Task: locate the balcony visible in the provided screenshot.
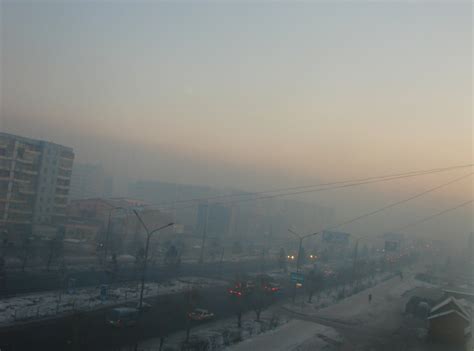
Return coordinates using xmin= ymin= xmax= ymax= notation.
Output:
xmin=8 ymin=208 xmax=33 ymax=215
xmin=18 ymin=187 xmax=36 ymax=195
xmin=56 ymin=184 xmax=70 ymax=190
xmin=0 ymin=197 xmax=27 ymax=204
xmin=12 ymin=178 xmax=31 ymax=184
xmin=22 ymin=170 xmax=38 ymax=175
xmin=25 ymin=147 xmax=41 ymax=154
xmin=1 ymin=218 xmax=32 ymax=224
xmin=60 ymin=150 xmax=74 ymax=159
xmin=59 ymin=164 xmax=73 ymax=171
xmin=15 ymin=157 xmax=35 ymax=165
xmin=57 ymin=174 xmax=70 ymax=180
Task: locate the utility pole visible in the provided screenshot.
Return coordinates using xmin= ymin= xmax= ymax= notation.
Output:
xmin=218 ymin=247 xmax=225 ymax=279
xmin=198 ymin=203 xmax=209 ymax=264
xmin=351 ymin=238 xmax=359 ymax=288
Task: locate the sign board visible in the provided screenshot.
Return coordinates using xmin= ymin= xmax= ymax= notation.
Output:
xmin=290 ymin=272 xmax=304 ymax=283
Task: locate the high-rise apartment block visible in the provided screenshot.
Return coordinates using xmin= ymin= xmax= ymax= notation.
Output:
xmin=0 ymin=132 xmax=74 ymax=235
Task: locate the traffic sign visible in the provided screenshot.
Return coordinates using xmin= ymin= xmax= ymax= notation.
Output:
xmin=290 ymin=272 xmax=304 ymax=283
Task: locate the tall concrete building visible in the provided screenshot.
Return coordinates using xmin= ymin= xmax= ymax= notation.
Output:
xmin=0 ymin=132 xmax=74 ymax=236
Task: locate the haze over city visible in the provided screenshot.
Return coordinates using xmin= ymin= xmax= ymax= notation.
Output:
xmin=2 ymin=1 xmax=471 ymax=242
xmin=0 ymin=3 xmax=472 ymax=350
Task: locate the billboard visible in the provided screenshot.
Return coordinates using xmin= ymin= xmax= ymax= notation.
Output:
xmin=322 ymin=230 xmax=350 ymax=245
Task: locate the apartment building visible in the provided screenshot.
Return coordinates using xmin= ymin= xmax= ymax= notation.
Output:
xmin=0 ymin=132 xmax=74 ymax=236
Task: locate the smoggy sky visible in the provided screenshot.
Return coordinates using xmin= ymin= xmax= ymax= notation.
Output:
xmin=0 ymin=1 xmax=472 ymax=240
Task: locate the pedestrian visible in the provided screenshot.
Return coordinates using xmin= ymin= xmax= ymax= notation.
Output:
xmin=368 ymin=293 xmax=372 ymax=303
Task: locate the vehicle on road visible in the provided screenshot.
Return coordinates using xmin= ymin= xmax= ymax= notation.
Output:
xmin=188 ymin=308 xmax=214 ymax=321
xmin=106 ymin=307 xmax=139 ymax=328
xmin=264 ymin=282 xmax=281 ymax=293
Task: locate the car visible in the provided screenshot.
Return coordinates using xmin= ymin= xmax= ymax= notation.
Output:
xmin=228 ymin=284 xmax=244 ymax=296
xmin=264 ymin=282 xmax=281 ymax=293
xmin=106 ymin=307 xmax=139 ymax=328
xmin=188 ymin=308 xmax=214 ymax=321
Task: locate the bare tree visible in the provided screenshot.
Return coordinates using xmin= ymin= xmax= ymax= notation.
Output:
xmin=248 ymin=276 xmax=271 ymax=321
xmin=306 ymin=270 xmax=324 ymax=303
xmin=277 ymin=248 xmax=287 ymax=273
xmin=19 ymin=234 xmax=33 ymax=272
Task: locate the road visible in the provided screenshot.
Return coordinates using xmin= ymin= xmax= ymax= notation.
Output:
xmin=1 ymin=258 xmax=278 ymax=295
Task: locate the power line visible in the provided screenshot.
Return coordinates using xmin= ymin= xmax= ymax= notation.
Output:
xmin=136 ymin=163 xmax=472 ymax=209
xmin=352 ymin=199 xmax=473 ymax=242
xmin=324 ymin=172 xmax=472 ymax=232
xmin=140 ymin=165 xmax=473 ymax=211
xmin=393 ymin=199 xmax=473 ymax=233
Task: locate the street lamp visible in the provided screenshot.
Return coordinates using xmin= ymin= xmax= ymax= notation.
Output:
xmin=133 ymin=209 xmax=173 ymax=311
xmin=288 ymin=228 xmax=321 ymax=302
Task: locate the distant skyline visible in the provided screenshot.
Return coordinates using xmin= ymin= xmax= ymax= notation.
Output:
xmin=1 ymin=1 xmax=472 ymax=241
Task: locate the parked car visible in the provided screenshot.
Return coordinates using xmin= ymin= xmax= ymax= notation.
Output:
xmin=106 ymin=307 xmax=139 ymax=327
xmin=126 ymin=301 xmax=152 ymax=311
xmin=188 ymin=308 xmax=214 ymax=321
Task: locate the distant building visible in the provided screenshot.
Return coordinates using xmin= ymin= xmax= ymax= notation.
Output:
xmin=66 ymin=197 xmax=171 ymax=247
xmin=128 ymin=180 xmax=221 ymax=230
xmin=383 ymin=232 xmax=405 ymax=252
xmin=70 ymin=163 xmax=108 ymax=199
xmin=0 ymin=132 xmax=74 ymax=237
xmin=196 ymin=202 xmax=233 ymax=238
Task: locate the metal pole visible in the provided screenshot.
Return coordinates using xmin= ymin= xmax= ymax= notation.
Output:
xmin=133 ymin=209 xmax=173 ymax=312
xmin=138 ymin=231 xmax=151 ymax=311
xmin=198 ymin=204 xmax=209 ymax=264
xmin=219 ymin=247 xmax=225 ymax=279
xmin=351 ymin=239 xmax=359 ymax=287
xmin=292 ymin=237 xmax=303 ymax=303
xmin=296 ymin=238 xmax=303 ymax=274
xmin=104 ymin=210 xmax=112 ymax=263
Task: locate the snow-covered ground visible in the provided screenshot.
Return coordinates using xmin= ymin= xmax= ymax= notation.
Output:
xmin=226 ymin=320 xmax=341 ymax=351
xmin=137 ymin=291 xmax=343 ymax=351
xmin=138 ymin=306 xmax=295 ymax=351
xmin=293 ymin=268 xmax=431 ymax=327
xmin=279 ymin=264 xmax=437 ymax=350
xmin=0 ymin=277 xmax=226 ymax=326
